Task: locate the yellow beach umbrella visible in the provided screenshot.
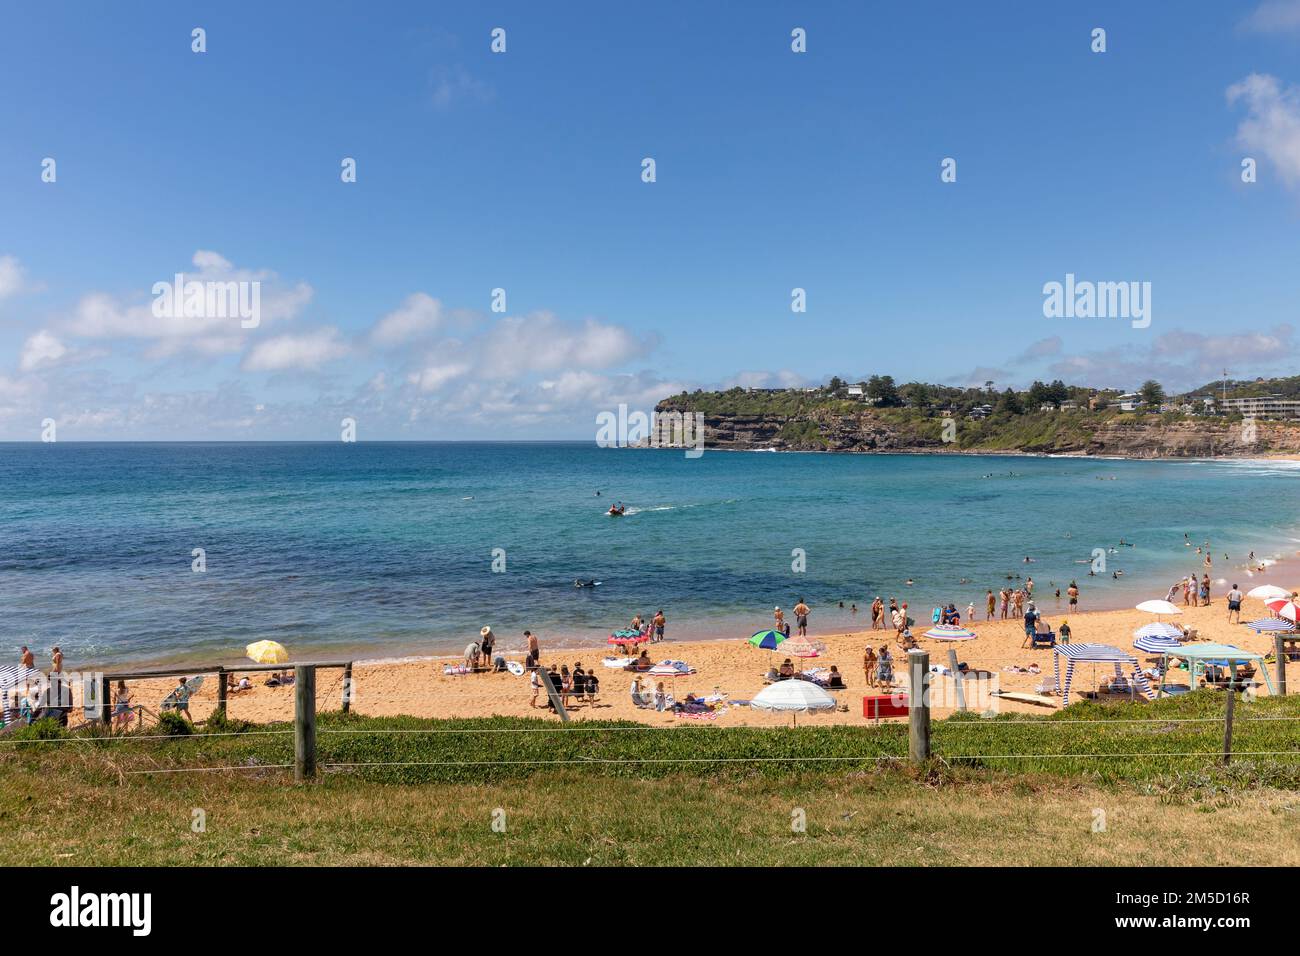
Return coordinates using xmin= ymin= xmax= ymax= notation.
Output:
xmin=245 ymin=640 xmax=289 ymax=664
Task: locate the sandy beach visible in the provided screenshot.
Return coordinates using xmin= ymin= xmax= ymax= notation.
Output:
xmin=104 ymin=586 xmax=1298 ymax=730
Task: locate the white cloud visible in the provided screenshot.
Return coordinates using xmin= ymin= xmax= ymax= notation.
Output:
xmin=1241 ymin=0 xmax=1300 ymax=33
xmin=19 ymin=330 xmax=67 ymax=372
xmin=1227 ymin=73 xmax=1300 ymax=189
xmin=242 ymin=328 xmax=350 ymax=372
xmin=0 ymin=255 xmax=27 ymax=300
xmin=371 ymin=293 xmax=446 ymax=347
xmin=65 ymin=250 xmax=313 ymax=356
xmin=478 ymin=313 xmax=646 ymax=377
xmin=430 ymin=66 xmax=493 ymax=109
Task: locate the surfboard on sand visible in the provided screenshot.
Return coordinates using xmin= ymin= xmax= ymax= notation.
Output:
xmin=506 ymin=661 xmax=526 ymax=676
xmin=991 ymin=690 xmax=1057 ymax=708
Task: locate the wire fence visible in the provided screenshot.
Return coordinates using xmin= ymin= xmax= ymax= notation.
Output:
xmin=3 ymin=651 xmax=1297 ymax=780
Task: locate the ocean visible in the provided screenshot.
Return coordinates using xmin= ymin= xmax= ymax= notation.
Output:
xmin=1 ymin=442 xmax=1297 ymax=668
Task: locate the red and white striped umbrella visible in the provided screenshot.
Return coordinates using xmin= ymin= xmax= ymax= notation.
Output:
xmin=1265 ymin=599 xmax=1300 ymax=622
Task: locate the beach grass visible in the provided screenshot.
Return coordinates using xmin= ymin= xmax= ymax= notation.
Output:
xmin=2 ymin=690 xmax=1299 ymax=865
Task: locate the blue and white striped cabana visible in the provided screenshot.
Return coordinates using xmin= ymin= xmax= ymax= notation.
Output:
xmin=1053 ymin=643 xmax=1153 ymax=706
xmin=0 ymin=665 xmax=44 ymax=726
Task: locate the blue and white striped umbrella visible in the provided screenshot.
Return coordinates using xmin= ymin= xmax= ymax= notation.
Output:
xmin=1133 ymin=622 xmax=1183 ymax=640
xmin=1246 ymin=617 xmax=1297 ymax=633
xmin=923 ymin=625 xmax=977 ymax=641
xmin=1133 ymin=634 xmax=1182 ymax=654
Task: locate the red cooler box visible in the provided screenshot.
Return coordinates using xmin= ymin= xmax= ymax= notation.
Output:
xmin=862 ymin=693 xmax=909 ymax=720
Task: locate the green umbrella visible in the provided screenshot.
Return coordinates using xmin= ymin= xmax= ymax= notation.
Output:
xmin=748 ymin=629 xmax=786 ymax=650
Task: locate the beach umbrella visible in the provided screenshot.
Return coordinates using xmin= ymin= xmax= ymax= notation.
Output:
xmin=923 ymin=625 xmax=977 ymax=641
xmin=1247 ymin=585 xmax=1291 ymax=601
xmin=608 ymin=628 xmax=648 ymax=650
xmin=1133 ymin=622 xmax=1183 ymax=640
xmin=1265 ymin=599 xmax=1300 ymax=623
xmin=1135 ymin=600 xmax=1181 ymax=616
xmin=747 ymin=629 xmax=786 ymax=650
xmin=1133 ymin=634 xmax=1182 ymax=654
xmin=1246 ymin=618 xmax=1297 ymax=633
xmin=781 ymin=637 xmax=827 ymax=659
xmin=245 ymin=640 xmax=289 ymax=664
xmin=750 ymin=680 xmax=836 ymax=717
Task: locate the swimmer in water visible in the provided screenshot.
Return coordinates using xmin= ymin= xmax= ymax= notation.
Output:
xmin=905 ymin=579 xmax=914 ymax=586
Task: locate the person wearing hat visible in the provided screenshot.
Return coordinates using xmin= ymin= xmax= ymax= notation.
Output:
xmin=479 ymin=626 xmax=495 ymax=666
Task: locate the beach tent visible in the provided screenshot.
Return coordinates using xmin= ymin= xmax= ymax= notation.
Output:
xmin=1155 ymin=643 xmax=1274 ymax=697
xmin=1053 ymin=643 xmax=1154 ymax=707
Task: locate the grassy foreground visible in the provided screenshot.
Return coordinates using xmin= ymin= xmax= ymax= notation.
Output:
xmin=2 ymin=691 xmax=1299 ymax=865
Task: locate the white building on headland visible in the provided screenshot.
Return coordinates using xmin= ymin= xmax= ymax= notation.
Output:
xmin=1219 ymin=396 xmax=1300 ymax=419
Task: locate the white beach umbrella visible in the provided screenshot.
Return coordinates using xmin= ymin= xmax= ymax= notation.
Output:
xmin=750 ymin=680 xmax=836 ymax=713
xmin=1133 ymin=622 xmax=1183 ymax=639
xmin=1247 ymin=585 xmax=1291 ymax=601
xmin=1135 ymin=600 xmax=1181 ymax=616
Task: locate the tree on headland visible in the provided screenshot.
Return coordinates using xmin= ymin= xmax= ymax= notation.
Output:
xmin=1139 ymin=380 xmax=1165 ymax=408
xmin=827 ymin=376 xmax=845 ymax=396
xmin=997 ymin=387 xmax=1023 ymax=414
xmin=866 ymin=375 xmax=902 ymax=407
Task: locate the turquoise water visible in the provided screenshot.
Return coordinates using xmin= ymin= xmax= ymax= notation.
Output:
xmin=1 ymin=442 xmax=1297 ymax=667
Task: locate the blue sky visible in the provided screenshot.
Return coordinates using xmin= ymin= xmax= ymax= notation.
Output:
xmin=2 ymin=0 xmax=1299 ymax=438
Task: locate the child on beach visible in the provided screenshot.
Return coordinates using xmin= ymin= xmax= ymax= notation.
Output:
xmin=863 ymin=645 xmax=878 ymax=687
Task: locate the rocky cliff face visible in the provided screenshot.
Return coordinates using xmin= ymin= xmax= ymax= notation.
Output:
xmin=1083 ymin=419 xmax=1300 ymax=458
xmin=654 ymin=402 xmax=1300 ymax=458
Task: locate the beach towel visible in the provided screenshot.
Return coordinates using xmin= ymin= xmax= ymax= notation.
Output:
xmin=443 ymin=664 xmax=471 ymax=676
xmin=601 ymin=657 xmax=631 ymax=669
xmin=676 ymin=708 xmax=722 ymax=720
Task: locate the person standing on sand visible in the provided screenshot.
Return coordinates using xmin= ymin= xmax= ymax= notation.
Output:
xmin=529 ymin=667 xmax=541 ymax=707
xmin=863 ymin=645 xmax=878 ymax=687
xmin=986 ymin=590 xmax=995 ymax=621
xmin=999 ymin=588 xmax=1009 ymax=620
xmin=876 ymin=646 xmax=894 ymax=691
xmin=871 ymin=597 xmax=884 ymax=630
xmin=1200 ymin=574 xmax=1211 ymax=607
xmin=773 ymin=606 xmax=785 ymax=631
xmin=794 ymin=599 xmax=810 ymax=637
xmin=51 ymin=646 xmax=63 ymax=673
xmin=525 ymin=630 xmax=540 ymax=671
xmin=653 ymin=609 xmax=666 ymax=642
xmin=1227 ymin=583 xmax=1243 ymax=623
xmin=1026 ymin=577 xmax=1034 ymax=596
xmin=20 ymin=645 xmax=34 ymax=669
xmin=1068 ymin=581 xmax=1079 ymax=611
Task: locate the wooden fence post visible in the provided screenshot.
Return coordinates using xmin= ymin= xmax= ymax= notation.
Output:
xmin=1222 ymin=681 xmax=1236 ymax=766
xmin=908 ymin=649 xmax=931 ymax=763
xmin=540 ymin=668 xmax=569 ymax=722
xmin=295 ymin=665 xmax=317 ymax=781
xmin=1274 ymin=634 xmax=1288 ymax=697
xmin=215 ymin=666 xmax=227 ymax=720
xmin=341 ymin=661 xmax=353 ymax=713
xmin=98 ymin=674 xmax=111 ymax=725
xmin=947 ymin=648 xmax=966 ymax=713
